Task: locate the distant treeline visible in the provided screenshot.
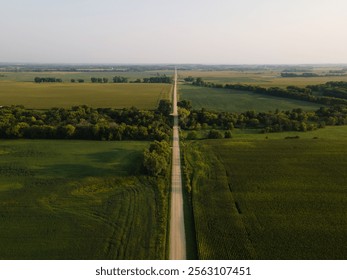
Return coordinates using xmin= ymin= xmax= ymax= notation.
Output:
xmin=34 ymin=75 xmax=172 ymax=84
xmin=281 ymin=72 xmax=346 ymax=77
xmin=70 ymin=79 xmax=85 ymax=83
xmin=34 ymin=77 xmax=63 ymax=83
xmin=307 ymin=81 xmax=347 ymax=100
xmin=178 ymin=100 xmax=347 ymax=133
xmin=91 ymin=77 xmax=109 ymax=83
xmin=0 ymin=101 xmax=172 ymax=141
xmin=188 ymin=77 xmax=347 ymax=106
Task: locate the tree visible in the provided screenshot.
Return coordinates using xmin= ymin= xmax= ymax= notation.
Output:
xmin=224 ymin=130 xmax=232 ymax=138
xmin=62 ymin=124 xmax=76 ymax=138
xmin=71 ymin=79 xmax=76 ymax=83
xmin=113 ymin=76 xmax=128 ymax=83
xmin=208 ymin=129 xmax=223 ymax=139
xmin=184 ymin=76 xmax=194 ymax=82
xmin=149 ymin=140 xmax=171 ymax=160
xmin=103 ymin=77 xmax=108 ymax=83
xmin=187 ymin=131 xmax=198 ymax=140
xmin=34 ymin=77 xmax=42 ymax=83
xmin=178 ymin=100 xmax=192 ymax=110
xmin=143 ymin=149 xmax=168 ymax=177
xmin=157 ymin=100 xmax=172 ymax=115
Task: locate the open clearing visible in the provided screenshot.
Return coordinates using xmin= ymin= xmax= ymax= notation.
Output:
xmin=179 ymin=84 xmax=320 ymax=112
xmin=0 ymin=140 xmax=168 ymax=259
xmin=184 ymin=126 xmax=347 ymax=259
xmin=0 ymin=82 xmax=171 ymax=109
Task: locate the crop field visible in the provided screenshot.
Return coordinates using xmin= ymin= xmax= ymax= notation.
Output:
xmin=0 ymin=82 xmax=171 ymax=109
xmin=0 ymin=71 xmax=173 ymax=82
xmin=179 ymin=70 xmax=347 ymax=88
xmin=179 ymin=84 xmax=320 ymax=112
xmin=184 ymin=126 xmax=347 ymax=259
xmin=0 ymin=140 xmax=168 ymax=259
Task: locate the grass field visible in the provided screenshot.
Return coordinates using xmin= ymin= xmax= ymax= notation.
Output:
xmin=184 ymin=126 xmax=347 ymax=259
xmin=0 ymin=140 xmax=169 ymax=259
xmin=179 ymin=70 xmax=347 ymax=88
xmin=0 ymin=82 xmax=171 ymax=109
xmin=179 ymin=84 xmax=320 ymax=112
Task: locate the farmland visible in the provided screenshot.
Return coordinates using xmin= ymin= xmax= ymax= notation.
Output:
xmin=183 ymin=126 xmax=347 ymax=259
xmin=0 ymin=70 xmax=173 ymax=83
xmin=179 ymin=84 xmax=320 ymax=112
xmin=0 ymin=82 xmax=171 ymax=109
xmin=1 ymin=65 xmax=347 ymax=260
xmin=0 ymin=140 xmax=169 ymax=259
xmin=179 ymin=67 xmax=347 ymax=88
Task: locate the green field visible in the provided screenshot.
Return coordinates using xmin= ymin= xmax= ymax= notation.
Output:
xmin=179 ymin=84 xmax=320 ymax=112
xmin=179 ymin=70 xmax=347 ymax=88
xmin=0 ymin=71 xmax=173 ymax=83
xmin=184 ymin=126 xmax=347 ymax=259
xmin=0 ymin=82 xmax=171 ymax=109
xmin=0 ymin=140 xmax=169 ymax=259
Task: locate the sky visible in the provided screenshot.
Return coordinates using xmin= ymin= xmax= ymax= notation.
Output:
xmin=1 ymin=0 xmax=347 ymax=64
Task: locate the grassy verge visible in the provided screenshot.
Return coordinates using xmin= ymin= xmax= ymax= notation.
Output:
xmin=180 ymin=141 xmax=198 ymax=259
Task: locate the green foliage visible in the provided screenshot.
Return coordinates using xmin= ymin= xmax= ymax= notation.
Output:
xmin=208 ymin=129 xmax=223 ymax=139
xmin=224 ymin=130 xmax=232 ymax=138
xmin=143 ymin=75 xmax=172 ymax=84
xmin=113 ymin=76 xmax=128 ymax=83
xmin=184 ymin=76 xmax=194 ymax=82
xmin=157 ymin=99 xmax=172 ymax=115
xmin=177 ymin=100 xmax=192 ymax=110
xmin=91 ymin=77 xmax=109 ymax=83
xmin=34 ymin=77 xmax=63 ymax=83
xmin=143 ymin=140 xmax=171 ymax=177
xmin=179 ymin=104 xmax=347 ymax=133
xmin=308 ymin=81 xmax=347 ymax=99
xmin=0 ymin=105 xmax=172 ymax=141
xmin=187 ymin=131 xmax=199 ymax=140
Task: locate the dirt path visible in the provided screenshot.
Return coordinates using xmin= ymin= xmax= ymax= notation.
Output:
xmin=169 ymin=68 xmax=186 ymax=260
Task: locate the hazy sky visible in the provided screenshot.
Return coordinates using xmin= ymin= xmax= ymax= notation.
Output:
xmin=1 ymin=0 xmax=347 ymax=64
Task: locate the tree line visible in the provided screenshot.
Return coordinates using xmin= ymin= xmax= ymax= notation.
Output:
xmin=307 ymin=82 xmax=347 ymax=100
xmin=34 ymin=77 xmax=63 ymax=83
xmin=178 ymin=100 xmax=347 ymax=134
xmin=188 ymin=77 xmax=347 ymax=106
xmin=91 ymin=77 xmax=109 ymax=83
xmin=281 ymin=72 xmax=346 ymax=77
xmin=281 ymin=72 xmax=319 ymax=77
xmin=70 ymin=79 xmax=85 ymax=83
xmin=34 ymin=75 xmax=172 ymax=84
xmin=0 ymin=104 xmax=172 ymax=141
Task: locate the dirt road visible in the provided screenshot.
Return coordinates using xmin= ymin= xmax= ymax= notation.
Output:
xmin=169 ymin=68 xmax=186 ymax=260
